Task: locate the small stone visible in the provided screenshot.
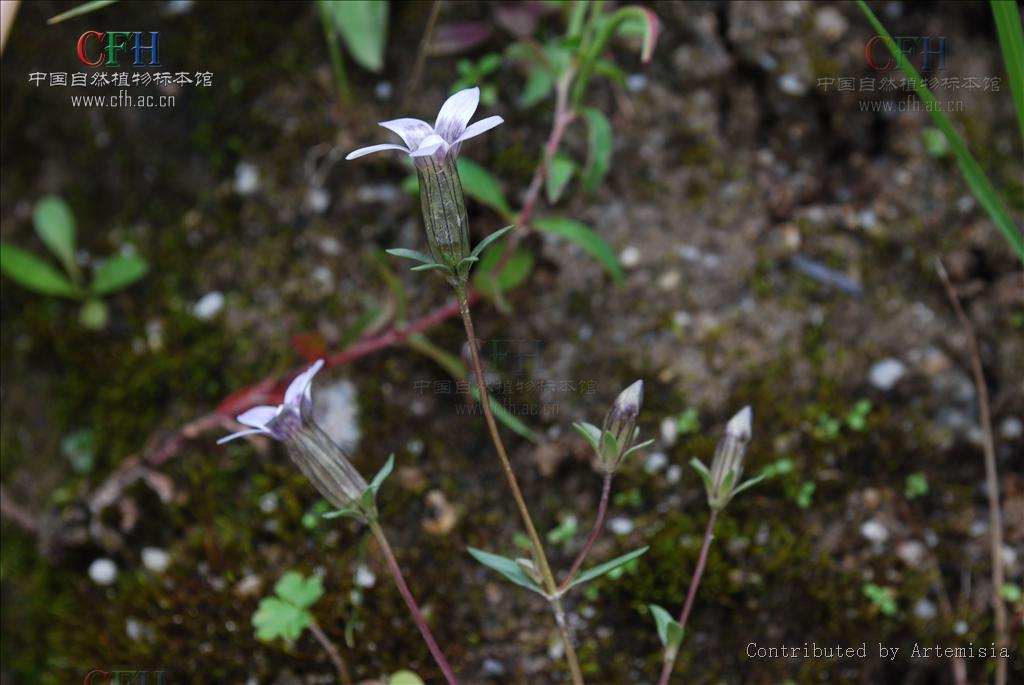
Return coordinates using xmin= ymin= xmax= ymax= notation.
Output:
xmin=233 ymin=162 xmax=260 ymax=195
xmin=89 ymin=558 xmax=118 ymax=585
xmin=860 ymin=519 xmax=889 ymax=544
xmin=619 ymin=245 xmax=641 ymax=269
xmin=234 ymin=574 xmax=262 ymax=598
xmin=126 ymin=618 xmax=143 ymax=641
xmin=953 ymin=620 xmax=968 ymax=635
xmin=896 ymin=540 xmax=926 ymax=567
xmin=306 ymin=187 xmax=330 ymax=214
xmin=192 ymin=291 xmax=225 ymax=320
xmin=665 ymin=464 xmax=683 ymax=484
xmin=374 ymin=80 xmax=393 ymax=100
xmin=1000 ymin=417 xmax=1023 ymax=440
xmin=608 ymin=516 xmax=634 ymax=536
xmin=626 ymin=73 xmax=647 ymax=93
xmin=644 ymin=452 xmax=668 ymax=474
xmin=913 ymin=599 xmax=938 ymax=620
xmin=658 ymin=270 xmax=682 ymax=291
xmin=141 ymin=547 xmax=170 ymax=573
xmin=660 ymin=417 xmax=678 ymax=446
xmin=869 ymin=358 xmax=906 ymax=391
xmin=778 ymin=73 xmax=807 ymax=96
xmin=482 ymin=658 xmax=506 ymax=677
xmin=422 ymin=489 xmax=458 ymax=536
xmin=318 ymin=236 xmax=342 ymax=256
xmin=814 ymin=6 xmax=848 ymax=41
xmin=354 ymin=564 xmax=376 ymax=588
xmin=259 ymin=493 xmax=278 ymax=513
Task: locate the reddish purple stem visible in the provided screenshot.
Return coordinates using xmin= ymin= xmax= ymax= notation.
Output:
xmin=559 ymin=473 xmax=613 ymax=592
xmin=370 ymin=522 xmax=460 ymax=685
xmin=656 ymin=509 xmax=718 ymax=685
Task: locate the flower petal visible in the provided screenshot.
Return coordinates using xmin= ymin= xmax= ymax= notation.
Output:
xmin=236 ymin=405 xmax=279 ymax=428
xmin=455 ymin=115 xmax=504 ymax=144
xmin=379 ymin=118 xmax=434 ymax=149
xmin=345 ymin=143 xmax=410 ymax=160
xmin=217 ymin=428 xmax=268 ymax=444
xmin=434 ymin=87 xmax=480 ymax=143
xmin=409 ymin=134 xmax=447 ymax=158
xmin=284 ymin=359 xmax=326 ymax=408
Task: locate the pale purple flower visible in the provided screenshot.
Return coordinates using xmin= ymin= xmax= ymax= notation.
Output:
xmin=218 ymin=360 xmax=325 ymax=444
xmin=219 ymin=359 xmax=369 ymax=509
xmin=345 ymin=86 xmax=503 ymax=165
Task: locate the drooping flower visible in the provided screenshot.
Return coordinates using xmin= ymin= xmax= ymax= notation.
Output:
xmin=345 ymin=86 xmax=503 ymax=166
xmin=346 ymin=87 xmax=503 ymax=271
xmin=219 ymin=360 xmax=369 ymax=510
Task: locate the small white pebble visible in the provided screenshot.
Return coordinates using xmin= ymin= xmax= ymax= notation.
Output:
xmin=125 ymin=618 xmax=143 ymax=641
xmin=778 ymin=73 xmax=807 ymax=96
xmin=354 ymin=564 xmax=376 ymax=588
xmin=374 ymin=81 xmax=393 ymax=100
xmin=626 ymin=73 xmax=647 ymax=93
xmin=1000 ymin=417 xmax=1022 ymax=440
xmin=619 ymin=246 xmax=641 ymax=269
xmin=259 ymin=493 xmax=278 ymax=513
xmin=913 ymin=599 xmax=937 ymax=620
xmin=869 ymin=358 xmax=906 ymax=392
xmin=860 ymin=519 xmax=889 ymax=544
xmin=192 ymin=291 xmax=225 ymax=320
xmin=307 ymin=187 xmax=330 ymax=214
xmin=89 ymin=558 xmax=118 ymax=585
xmin=954 ymin=620 xmax=968 ymax=635
xmin=141 ymin=547 xmax=171 ymax=573
xmin=665 ymin=464 xmax=683 ymax=484
xmin=644 ymin=452 xmax=668 ymax=474
xmin=608 ymin=516 xmax=634 ymax=536
xmin=233 ymin=162 xmax=260 ymax=195
xmin=660 ymin=417 xmax=678 ymax=446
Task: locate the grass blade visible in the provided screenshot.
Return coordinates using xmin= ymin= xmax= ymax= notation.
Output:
xmin=992 ymin=1 xmax=1024 ymax=144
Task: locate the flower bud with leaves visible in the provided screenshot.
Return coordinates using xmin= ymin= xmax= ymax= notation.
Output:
xmin=690 ymin=406 xmax=765 ymax=512
xmin=219 ymin=360 xmax=394 ymax=520
xmin=574 ymin=380 xmax=654 ymax=474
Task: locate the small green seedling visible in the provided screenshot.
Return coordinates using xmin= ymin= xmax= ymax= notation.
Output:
xmin=0 ymin=196 xmax=148 ymax=329
xmin=904 ymin=472 xmax=929 ymax=500
xmin=795 ymin=481 xmax=816 ymax=509
xmin=452 ymin=54 xmax=502 ymax=106
xmin=676 ymin=407 xmax=700 ymax=435
xmin=862 ymin=582 xmax=897 ymax=617
xmin=845 ymin=399 xmax=872 ymax=431
xmin=253 ymin=571 xmax=324 ymax=642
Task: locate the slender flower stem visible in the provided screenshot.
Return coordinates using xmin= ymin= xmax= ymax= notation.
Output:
xmin=369 ymin=521 xmax=461 ymax=685
xmin=454 ymin=284 xmax=586 ymax=685
xmin=559 ymin=473 xmax=613 ymax=592
xmin=937 ymin=260 xmax=1007 ymax=685
xmin=308 ymin=616 xmax=353 ymax=685
xmin=656 ymin=510 xmax=719 ymax=685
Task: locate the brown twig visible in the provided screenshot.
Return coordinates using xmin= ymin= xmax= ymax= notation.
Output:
xmin=308 ymin=616 xmax=353 ymax=685
xmin=936 ymin=259 xmax=1007 ymax=685
xmin=404 ymin=0 xmax=443 ymax=105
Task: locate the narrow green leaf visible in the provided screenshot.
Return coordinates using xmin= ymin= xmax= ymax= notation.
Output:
xmin=856 ymin=0 xmax=1024 ymax=263
xmin=467 ymin=547 xmax=544 ymax=593
xmin=572 ymin=422 xmax=602 ymax=451
xmin=0 ymin=243 xmax=81 ymax=298
xmin=91 ymin=254 xmax=148 ymax=294
xmin=622 ymin=438 xmax=655 ymax=459
xmin=582 ymin=108 xmax=613 ymax=192
xmin=323 ymin=507 xmax=362 ymax=520
xmin=322 ymin=0 xmax=389 ymax=73
xmin=32 ymin=196 xmax=77 ymax=277
xmin=47 ymin=0 xmax=118 ymax=25
xmin=648 ymin=604 xmax=683 ymax=649
xmin=368 ymin=453 xmax=395 ymax=495
xmin=545 ymin=152 xmax=577 ymax=204
xmin=456 ymin=158 xmax=512 ymax=218
xmin=533 ymin=216 xmax=624 ymax=283
xmin=567 ymin=546 xmax=649 ymax=589
xmin=410 ymin=263 xmax=453 ymax=274
xmin=470 ymin=225 xmax=515 ymax=259
xmin=732 ymin=472 xmax=768 ymax=497
xmin=386 ymin=248 xmax=435 ymax=264
xmin=992 ymin=1 xmax=1024 ymax=143
xmin=572 ymin=6 xmax=660 ymax=107
xmin=689 ymin=457 xmax=712 ymax=491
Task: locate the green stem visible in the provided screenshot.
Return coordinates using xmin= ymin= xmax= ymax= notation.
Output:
xmin=454 ymin=284 xmax=586 ymax=685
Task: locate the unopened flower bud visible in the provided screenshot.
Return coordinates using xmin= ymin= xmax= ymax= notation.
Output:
xmin=706 ymin=406 xmax=752 ymax=511
xmin=599 ymin=380 xmax=645 ymax=472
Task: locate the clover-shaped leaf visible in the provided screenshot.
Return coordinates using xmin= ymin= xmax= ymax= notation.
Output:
xmin=275 ymin=571 xmax=324 ymax=609
xmin=253 ymin=596 xmax=311 ymax=642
